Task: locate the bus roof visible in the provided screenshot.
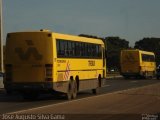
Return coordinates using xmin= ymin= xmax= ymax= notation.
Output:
xmin=121 ymin=49 xmax=155 ymax=55
xmin=53 ymin=32 xmax=104 ymax=45
xmin=8 ymin=30 xmax=104 ymax=45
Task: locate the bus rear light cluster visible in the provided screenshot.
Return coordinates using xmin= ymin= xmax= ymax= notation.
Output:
xmin=45 ymin=64 xmax=53 ymax=81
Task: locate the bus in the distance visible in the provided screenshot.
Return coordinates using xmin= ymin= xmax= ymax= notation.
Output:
xmin=120 ymin=49 xmax=156 ymax=79
xmin=4 ymin=29 xmax=106 ymax=100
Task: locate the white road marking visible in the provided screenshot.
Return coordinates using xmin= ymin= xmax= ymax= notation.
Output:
xmin=6 ymin=83 xmax=158 ymax=114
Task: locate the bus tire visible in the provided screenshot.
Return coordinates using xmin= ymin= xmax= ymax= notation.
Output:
xmin=66 ymin=81 xmax=72 ymax=100
xmin=72 ymin=81 xmax=77 ymax=99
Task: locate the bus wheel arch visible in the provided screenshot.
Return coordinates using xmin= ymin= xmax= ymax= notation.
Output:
xmin=72 ymin=76 xmax=78 ymax=99
xmin=66 ymin=77 xmax=73 ymax=100
xmin=66 ymin=76 xmax=77 ymax=100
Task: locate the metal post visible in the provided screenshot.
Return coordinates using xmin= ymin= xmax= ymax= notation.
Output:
xmin=0 ymin=0 xmax=3 ymax=73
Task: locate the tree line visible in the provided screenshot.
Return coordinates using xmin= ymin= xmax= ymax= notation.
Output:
xmin=79 ymin=34 xmax=160 ymax=71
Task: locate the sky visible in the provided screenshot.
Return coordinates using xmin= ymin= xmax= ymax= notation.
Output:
xmin=3 ymin=0 xmax=160 ymax=46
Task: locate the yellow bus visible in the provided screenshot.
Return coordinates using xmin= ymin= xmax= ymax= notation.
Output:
xmin=4 ymin=29 xmax=106 ymax=99
xmin=120 ymin=49 xmax=156 ymax=79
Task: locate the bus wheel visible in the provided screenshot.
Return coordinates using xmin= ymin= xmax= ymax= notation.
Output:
xmin=72 ymin=81 xmax=77 ymax=99
xmin=66 ymin=81 xmax=72 ymax=100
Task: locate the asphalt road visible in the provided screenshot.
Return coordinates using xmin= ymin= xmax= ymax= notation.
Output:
xmin=0 ymin=78 xmax=160 ymax=115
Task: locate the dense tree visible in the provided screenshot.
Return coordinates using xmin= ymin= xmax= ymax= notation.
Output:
xmin=134 ymin=38 xmax=160 ymax=66
xmin=104 ymin=37 xmax=129 ymax=71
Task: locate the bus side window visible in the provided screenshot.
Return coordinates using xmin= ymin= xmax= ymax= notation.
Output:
xmin=81 ymin=43 xmax=85 ymax=57
xmin=88 ymin=44 xmax=92 ymax=57
xmin=64 ymin=41 xmax=69 ymax=56
xmin=71 ymin=42 xmax=75 ymax=57
xmin=92 ymin=44 xmax=96 ymax=58
xmin=75 ymin=42 xmax=82 ymax=57
xmin=68 ymin=41 xmax=72 ymax=56
xmin=85 ymin=43 xmax=89 ymax=57
xmin=96 ymin=45 xmax=100 ymax=57
xmin=79 ymin=42 xmax=82 ymax=56
xmin=142 ymin=54 xmax=155 ymax=62
xmin=60 ymin=40 xmax=65 ymax=56
xmin=99 ymin=45 xmax=102 ymax=58
xmin=57 ymin=39 xmax=103 ymax=59
xmin=56 ymin=40 xmax=60 ymax=56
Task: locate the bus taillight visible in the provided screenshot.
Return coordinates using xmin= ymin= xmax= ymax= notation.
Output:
xmin=45 ymin=64 xmax=53 ymax=81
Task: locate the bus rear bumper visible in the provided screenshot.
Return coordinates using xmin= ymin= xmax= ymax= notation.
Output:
xmin=4 ymin=82 xmax=53 ymax=92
